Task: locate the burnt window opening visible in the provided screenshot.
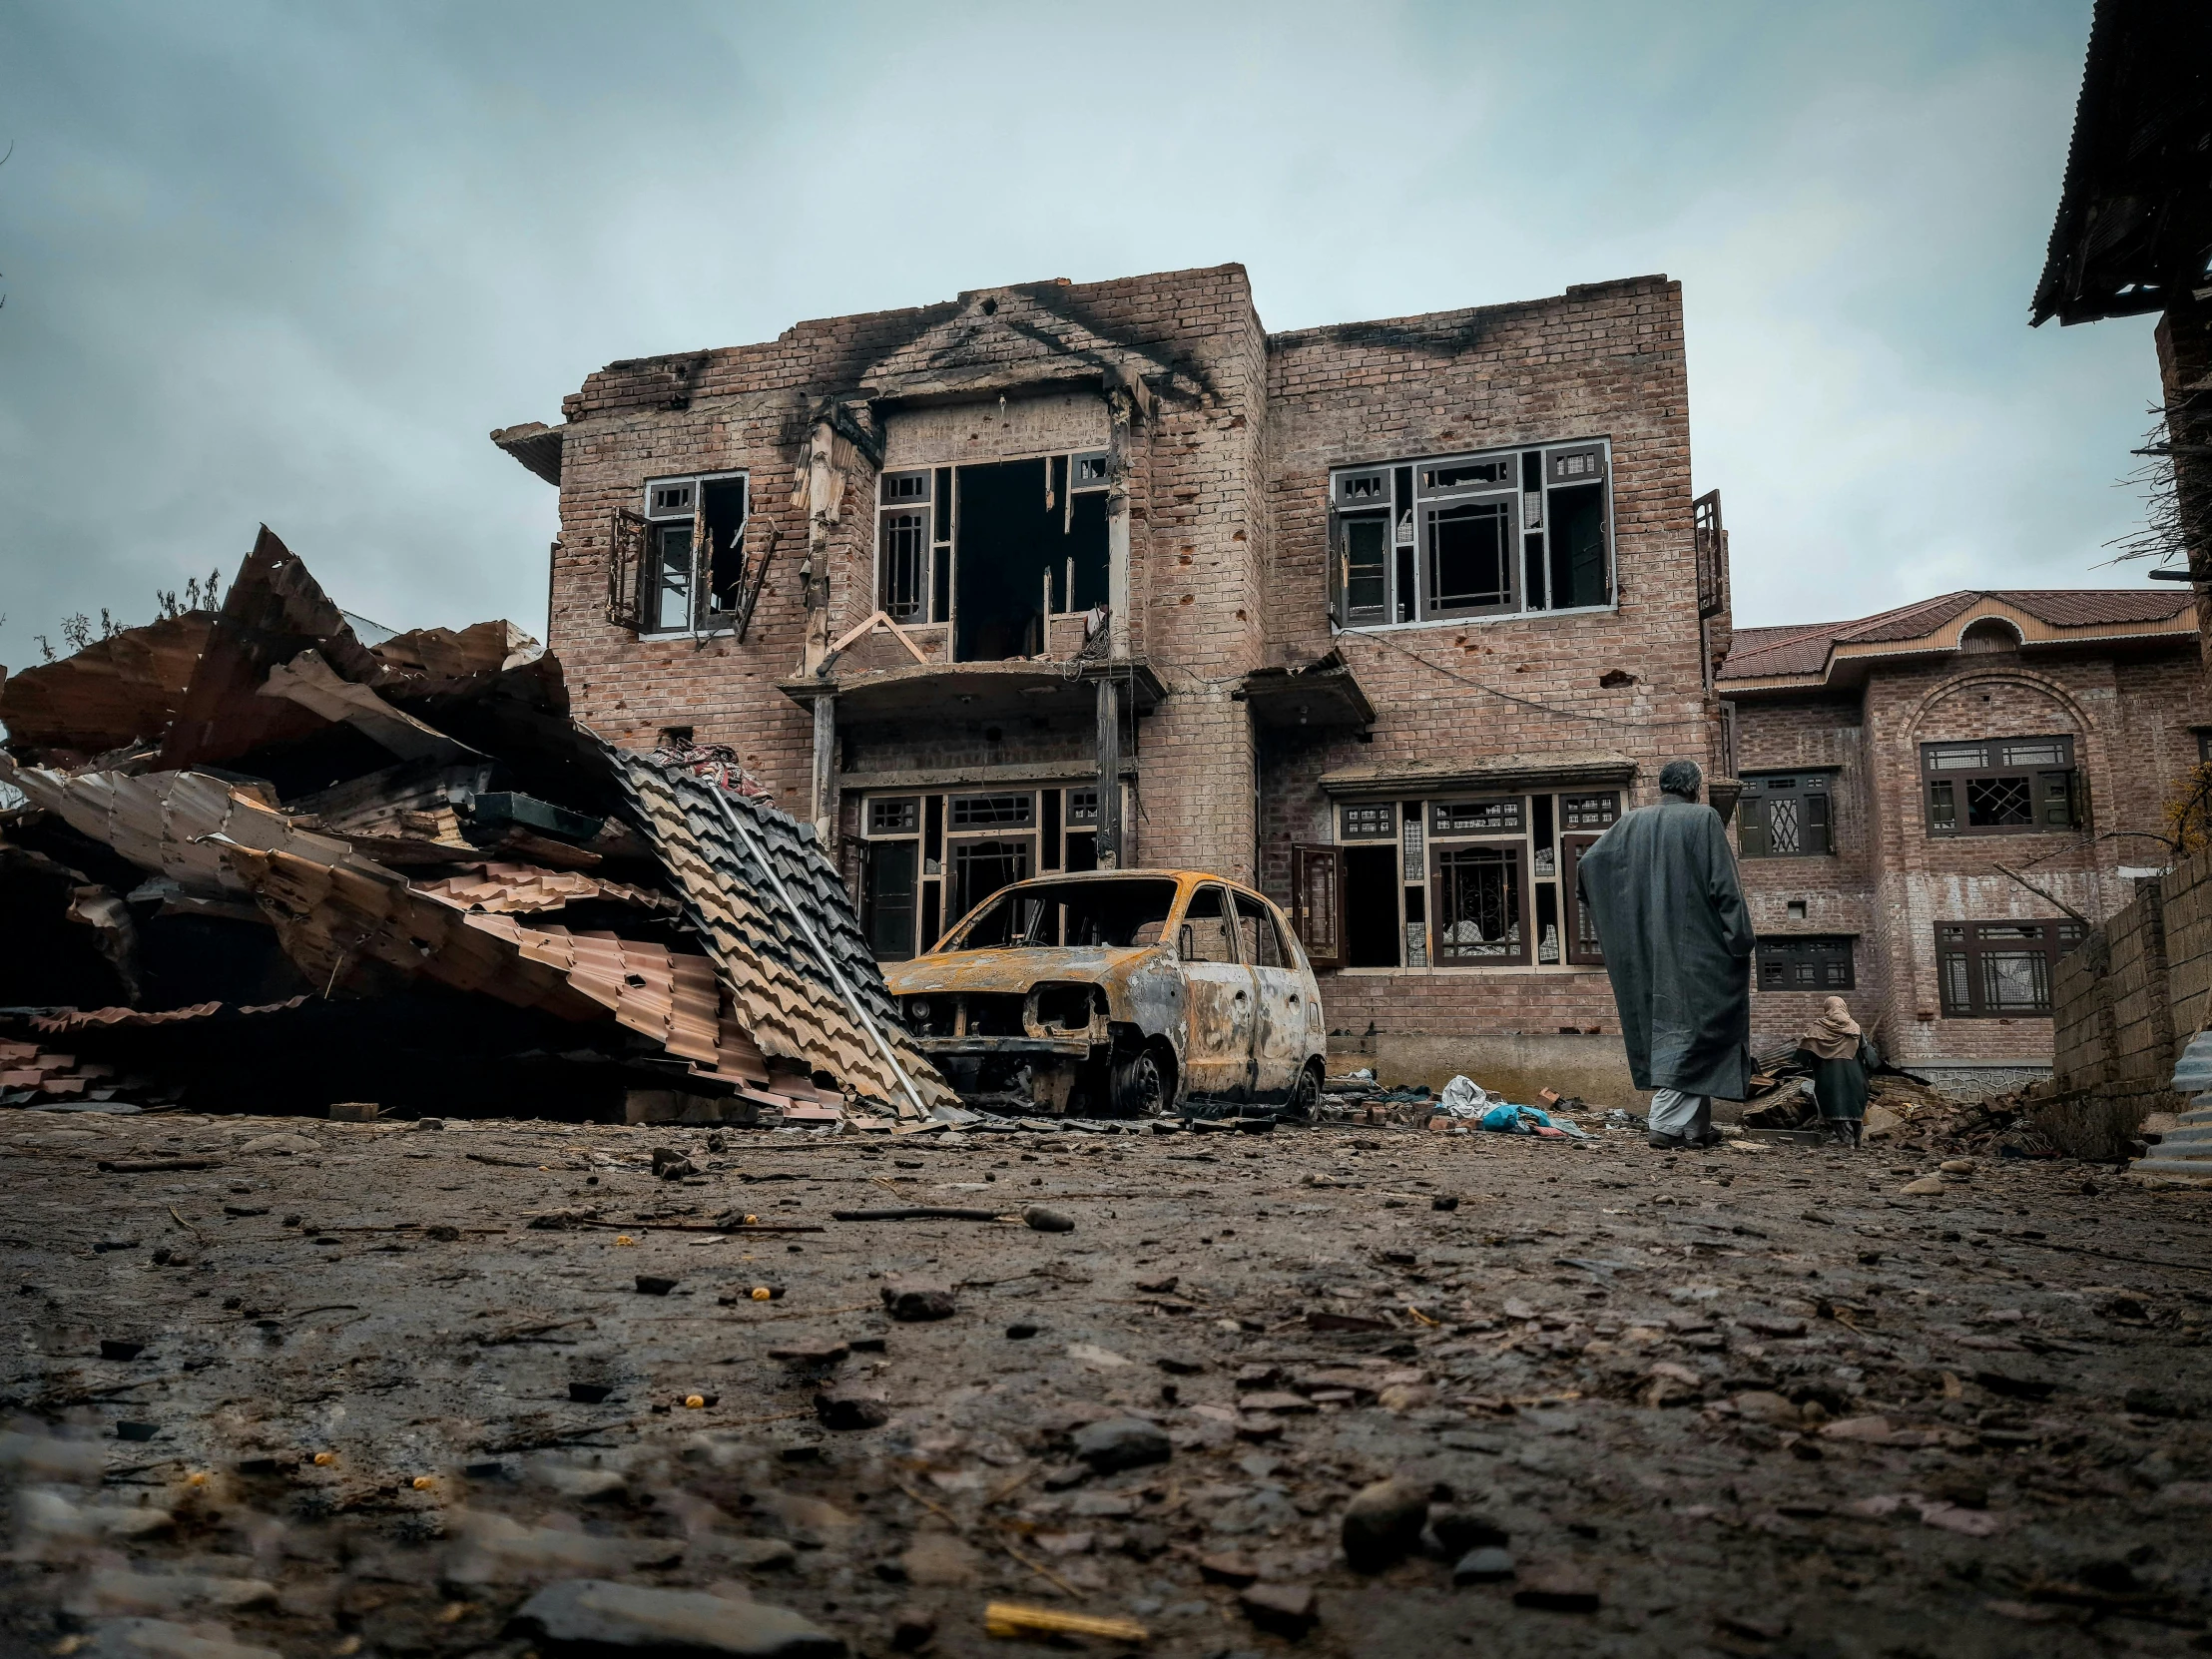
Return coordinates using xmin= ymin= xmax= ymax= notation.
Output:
xmin=1936 ymin=919 xmax=2085 ymax=1017
xmin=1738 ymin=773 xmax=1834 ymax=857
xmin=953 ymin=456 xmax=1108 ymax=662
xmin=630 ymin=471 xmax=749 ymax=635
xmin=859 ymin=784 xmax=1117 ymax=956
xmin=877 ymin=448 xmax=1110 ymax=660
xmin=1756 ymin=934 xmax=1854 ymax=992
xmin=656 ymin=726 xmax=695 ymax=751
xmin=1329 ymin=439 xmax=1612 ymax=628
xmin=950 ymin=793 xmax=1033 ymax=829
xmin=868 ymin=798 xmax=919 ymax=834
xmin=1308 ymin=789 xmax=1607 ymax=973
xmin=951 ymin=839 xmax=1032 ymax=925
xmin=1922 ymin=737 xmax=2081 ymax=836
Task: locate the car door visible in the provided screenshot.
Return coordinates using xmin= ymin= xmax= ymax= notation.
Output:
xmin=1235 ymin=889 xmax=1308 ymax=1098
xmin=1177 ymin=883 xmax=1258 ymax=1097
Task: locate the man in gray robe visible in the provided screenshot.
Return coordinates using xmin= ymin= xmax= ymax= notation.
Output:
xmin=1574 ymin=760 xmax=1755 ymax=1149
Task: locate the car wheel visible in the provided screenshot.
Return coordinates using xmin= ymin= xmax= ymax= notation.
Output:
xmin=1284 ymin=1061 xmax=1322 ymax=1123
xmin=1111 ymin=1043 xmax=1172 ymax=1118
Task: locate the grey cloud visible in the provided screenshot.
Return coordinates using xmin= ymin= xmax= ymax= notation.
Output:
xmin=0 ymin=0 xmax=2155 ymax=676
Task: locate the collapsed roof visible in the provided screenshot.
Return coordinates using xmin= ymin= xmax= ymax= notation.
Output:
xmin=0 ymin=527 xmax=951 ymax=1123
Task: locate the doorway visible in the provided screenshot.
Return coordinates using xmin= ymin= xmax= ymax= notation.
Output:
xmin=1344 ymin=845 xmax=1401 ymax=967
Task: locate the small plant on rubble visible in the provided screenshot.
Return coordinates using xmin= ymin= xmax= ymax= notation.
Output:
xmin=58 ymin=613 xmax=91 ymax=653
xmin=2163 ymin=761 xmax=2212 ymax=857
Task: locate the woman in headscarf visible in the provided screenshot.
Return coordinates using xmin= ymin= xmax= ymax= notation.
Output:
xmin=1796 ymin=995 xmax=1874 ymax=1146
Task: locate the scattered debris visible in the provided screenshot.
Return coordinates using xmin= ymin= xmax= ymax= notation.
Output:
xmin=0 ymin=530 xmax=954 ymax=1127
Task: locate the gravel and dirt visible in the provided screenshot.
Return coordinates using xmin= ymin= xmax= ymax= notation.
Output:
xmin=5 ymin=1108 xmax=2211 ymax=1658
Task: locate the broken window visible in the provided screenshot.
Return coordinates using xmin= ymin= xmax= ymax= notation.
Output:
xmin=1301 ymin=789 xmax=1613 ymax=971
xmin=628 ymin=471 xmax=749 ymax=635
xmin=1737 ymin=773 xmax=1834 ymax=857
xmin=875 ymin=448 xmax=1109 ymax=661
xmin=1178 ymin=884 xmax=1237 ymax=964
xmin=1329 ymin=440 xmax=1611 ymax=627
xmin=1755 ymin=934 xmax=1854 ymax=991
xmin=1922 ymin=738 xmax=2080 ymax=836
xmin=857 ymin=783 xmax=1121 ymax=956
xmin=1936 ymin=920 xmax=2084 ymax=1017
xmin=949 ymin=877 xmax=1178 ymax=951
xmin=1233 ymin=890 xmax=1288 ymax=969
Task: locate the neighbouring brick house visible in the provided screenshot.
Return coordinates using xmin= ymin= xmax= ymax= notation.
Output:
xmin=493 ymin=264 xmax=1732 ymax=1102
xmin=1719 ymin=588 xmax=2210 ymax=1095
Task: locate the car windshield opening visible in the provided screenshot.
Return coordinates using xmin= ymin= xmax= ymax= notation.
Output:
xmin=949 ymin=878 xmax=1181 ymax=950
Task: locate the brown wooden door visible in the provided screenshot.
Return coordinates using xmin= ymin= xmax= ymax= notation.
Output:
xmin=1290 ymin=844 xmax=1345 ymax=969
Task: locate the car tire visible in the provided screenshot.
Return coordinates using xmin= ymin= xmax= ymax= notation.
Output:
xmin=1111 ymin=1043 xmax=1172 ymax=1118
xmin=1284 ymin=1061 xmax=1322 ymax=1123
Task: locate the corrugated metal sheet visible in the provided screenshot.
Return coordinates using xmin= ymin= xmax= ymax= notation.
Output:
xmin=610 ymin=749 xmax=957 ymax=1115
xmin=0 ymin=613 xmax=215 ymax=760
xmin=0 ymin=762 xmax=360 ymax=899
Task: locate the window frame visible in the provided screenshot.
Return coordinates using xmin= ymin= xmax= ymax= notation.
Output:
xmin=636 ymin=470 xmax=750 ymax=638
xmin=1430 ymin=840 xmax=1530 ymax=966
xmin=1921 ymin=736 xmax=2080 ymax=837
xmin=1935 ymin=919 xmax=2086 ymax=1017
xmin=1328 ymin=438 xmax=1614 ymax=630
xmin=1755 ymin=934 xmax=1855 ymax=992
xmin=1737 ymin=772 xmax=1835 ymax=858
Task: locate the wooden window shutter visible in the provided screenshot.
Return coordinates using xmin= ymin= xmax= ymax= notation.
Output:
xmin=1805 ymin=791 xmax=1830 ymax=855
xmin=1291 ymin=844 xmax=1345 ymax=968
xmin=1736 ymin=785 xmax=1771 ymax=858
xmin=607 ymin=507 xmax=648 ymax=630
xmin=2067 ymin=769 xmax=2092 ymax=833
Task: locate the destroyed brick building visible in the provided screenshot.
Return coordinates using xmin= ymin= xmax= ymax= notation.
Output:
xmin=1722 ymin=587 xmax=2211 ymax=1094
xmin=494 ymin=265 xmax=1731 ymax=1102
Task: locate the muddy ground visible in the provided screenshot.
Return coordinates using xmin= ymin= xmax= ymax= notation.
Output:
xmin=3 ymin=1107 xmax=2210 ymax=1659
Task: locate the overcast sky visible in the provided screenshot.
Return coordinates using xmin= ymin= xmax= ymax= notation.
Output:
xmin=0 ymin=0 xmax=2167 ymax=673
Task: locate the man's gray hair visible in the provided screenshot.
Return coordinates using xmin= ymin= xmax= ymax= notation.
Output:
xmin=1659 ymin=760 xmax=1703 ymax=800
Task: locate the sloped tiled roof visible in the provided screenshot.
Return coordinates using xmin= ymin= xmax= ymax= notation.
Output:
xmin=1720 ymin=589 xmax=2194 ymax=688
xmin=610 ymin=750 xmax=958 ymax=1117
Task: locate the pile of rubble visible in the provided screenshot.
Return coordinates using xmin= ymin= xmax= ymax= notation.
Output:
xmin=0 ymin=530 xmax=955 ymax=1128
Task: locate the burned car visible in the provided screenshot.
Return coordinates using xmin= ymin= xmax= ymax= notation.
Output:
xmin=881 ymin=869 xmax=1328 ymax=1116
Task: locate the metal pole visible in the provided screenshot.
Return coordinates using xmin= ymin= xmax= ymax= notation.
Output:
xmin=700 ymin=779 xmax=931 ymax=1122
xmin=1096 ymin=675 xmax=1121 ymax=868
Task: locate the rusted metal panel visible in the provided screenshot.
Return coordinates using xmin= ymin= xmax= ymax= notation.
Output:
xmin=0 ymin=612 xmax=214 ymax=763
xmin=158 ymin=526 xmax=389 ymax=770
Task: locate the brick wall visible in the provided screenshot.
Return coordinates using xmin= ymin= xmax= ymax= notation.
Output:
xmin=2049 ymin=860 xmax=2198 ymax=1156
xmin=1260 ymin=276 xmax=1721 ymax=1036
xmin=1733 ymin=631 xmax=2212 ymax=1081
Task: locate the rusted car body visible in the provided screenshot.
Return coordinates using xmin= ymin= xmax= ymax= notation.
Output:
xmin=881 ymin=869 xmax=1328 ymax=1116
